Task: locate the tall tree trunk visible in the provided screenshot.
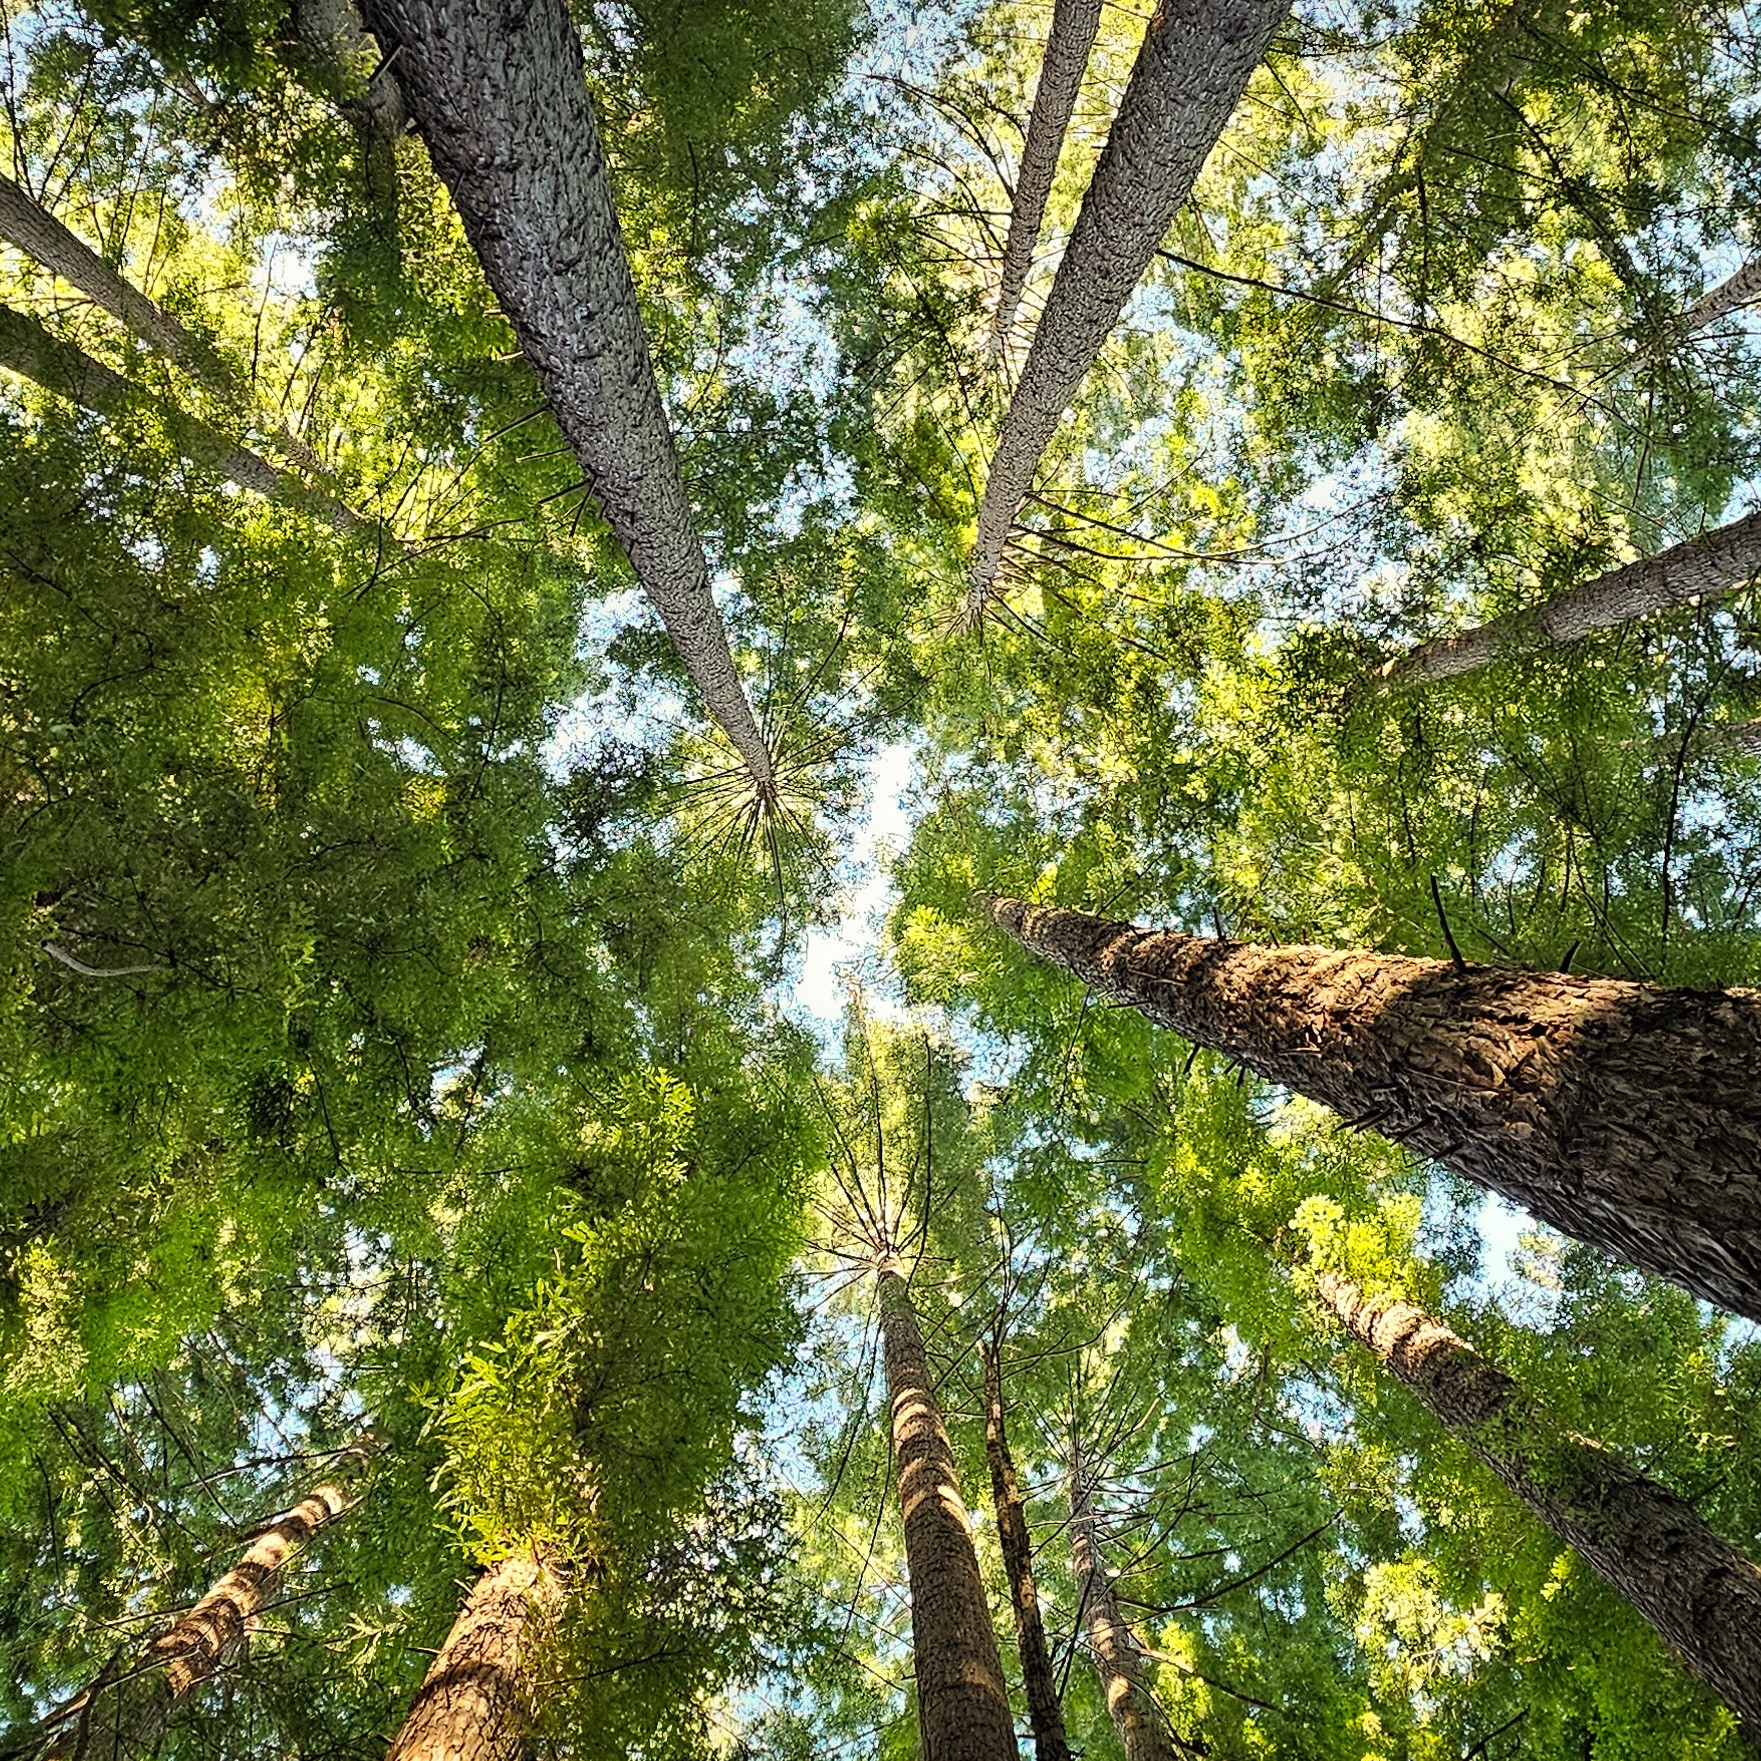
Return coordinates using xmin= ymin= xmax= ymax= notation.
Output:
xmin=876 ymin=1267 xmax=1018 ymax=1761
xmin=1315 ymin=1269 xmax=1761 ymax=1728
xmin=967 ymin=0 xmax=1289 ymax=621
xmin=983 ymin=895 xmax=1761 ymax=1320
xmin=358 ymin=0 xmax=775 ymax=793
xmin=1377 ymin=510 xmax=1761 ymax=687
xmin=1067 ymin=1442 xmax=1178 ymax=1761
xmin=0 ymin=303 xmax=362 ymax=535
xmin=986 ymin=0 xmax=1104 ymax=366
xmin=0 ymin=175 xmax=329 ymax=477
xmin=384 ymin=1551 xmax=561 ymax=1761
xmin=982 ymin=1334 xmax=1070 ymax=1761
xmin=39 ymin=1477 xmax=355 ymax=1760
xmin=1681 ymin=254 xmax=1761 ymax=336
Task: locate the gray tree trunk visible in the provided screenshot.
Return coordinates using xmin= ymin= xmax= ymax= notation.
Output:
xmin=1316 ymin=1270 xmax=1761 ymax=1729
xmin=359 ymin=0 xmax=774 ymax=792
xmin=967 ymin=0 xmax=1289 ymax=622
xmin=1682 ymin=255 xmax=1761 ymax=336
xmin=0 ymin=302 xmax=362 ymax=535
xmin=876 ymin=1267 xmax=1018 ymax=1761
xmin=1068 ymin=1442 xmax=1178 ymax=1761
xmin=1379 ymin=510 xmax=1761 ymax=687
xmin=984 ymin=895 xmax=1761 ymax=1321
xmin=987 ymin=0 xmax=1104 ymax=366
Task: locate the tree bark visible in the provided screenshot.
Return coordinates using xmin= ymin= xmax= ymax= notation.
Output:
xmin=0 ymin=302 xmax=362 ymax=535
xmin=1377 ymin=510 xmax=1761 ymax=687
xmin=876 ymin=1267 xmax=1018 ymax=1761
xmin=39 ymin=1478 xmax=355 ymax=1760
xmin=987 ymin=0 xmax=1104 ymax=366
xmin=983 ymin=895 xmax=1761 ymax=1321
xmin=1315 ymin=1269 xmax=1761 ymax=1728
xmin=384 ymin=1551 xmax=561 ymax=1761
xmin=359 ymin=0 xmax=774 ymax=793
xmin=967 ymin=0 xmax=1289 ymax=621
xmin=982 ymin=1335 xmax=1070 ymax=1761
xmin=1681 ymin=254 xmax=1761 ymax=336
xmin=1068 ymin=1442 xmax=1178 ymax=1761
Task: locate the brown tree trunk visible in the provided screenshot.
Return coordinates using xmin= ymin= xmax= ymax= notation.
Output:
xmin=358 ymin=0 xmax=775 ymax=794
xmin=0 ymin=303 xmax=362 ymax=535
xmin=876 ymin=1267 xmax=1018 ymax=1761
xmin=967 ymin=0 xmax=1289 ymax=621
xmin=987 ymin=0 xmax=1104 ymax=366
xmin=384 ymin=1551 xmax=561 ymax=1761
xmin=40 ymin=1478 xmax=355 ymax=1760
xmin=984 ymin=895 xmax=1761 ymax=1320
xmin=1682 ymin=254 xmax=1761 ymax=335
xmin=982 ymin=1335 xmax=1069 ymax=1761
xmin=1068 ymin=1443 xmax=1178 ymax=1761
xmin=1377 ymin=510 xmax=1761 ymax=687
xmin=1315 ymin=1269 xmax=1761 ymax=1728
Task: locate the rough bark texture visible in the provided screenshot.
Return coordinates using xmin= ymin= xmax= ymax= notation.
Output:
xmin=876 ymin=1268 xmax=1018 ymax=1761
xmin=985 ymin=895 xmax=1761 ymax=1320
xmin=385 ymin=1552 xmax=561 ymax=1761
xmin=967 ymin=0 xmax=1289 ymax=619
xmin=0 ymin=302 xmax=360 ymax=534
xmin=1316 ymin=1270 xmax=1761 ymax=1728
xmin=295 ymin=0 xmax=407 ymax=144
xmin=987 ymin=0 xmax=1104 ymax=365
xmin=983 ymin=1337 xmax=1070 ymax=1761
xmin=40 ymin=1481 xmax=353 ymax=1760
xmin=1068 ymin=1445 xmax=1178 ymax=1761
xmin=1378 ymin=510 xmax=1761 ymax=686
xmin=1683 ymin=253 xmax=1761 ymax=335
xmin=360 ymin=0 xmax=774 ymax=792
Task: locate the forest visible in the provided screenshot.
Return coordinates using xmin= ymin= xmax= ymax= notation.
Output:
xmin=4 ymin=0 xmax=1761 ymax=1754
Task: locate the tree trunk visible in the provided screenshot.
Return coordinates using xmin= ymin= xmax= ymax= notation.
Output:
xmin=292 ymin=0 xmax=406 ymax=227
xmin=1682 ymin=254 xmax=1761 ymax=336
xmin=359 ymin=0 xmax=774 ymax=793
xmin=1315 ymin=1269 xmax=1761 ymax=1728
xmin=982 ymin=1335 xmax=1070 ymax=1761
xmin=0 ymin=303 xmax=362 ymax=535
xmin=987 ymin=0 xmax=1104 ymax=366
xmin=967 ymin=0 xmax=1289 ymax=621
xmin=39 ymin=1478 xmax=355 ymax=1760
xmin=876 ymin=1267 xmax=1018 ymax=1761
xmin=1068 ymin=1442 xmax=1178 ymax=1761
xmin=1377 ymin=510 xmax=1761 ymax=687
xmin=983 ymin=895 xmax=1761 ymax=1320
xmin=384 ymin=1551 xmax=561 ymax=1761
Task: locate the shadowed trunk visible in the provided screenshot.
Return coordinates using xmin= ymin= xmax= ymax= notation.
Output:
xmin=1377 ymin=510 xmax=1761 ymax=687
xmin=1068 ymin=1443 xmax=1178 ymax=1761
xmin=292 ymin=0 xmax=406 ymax=226
xmin=987 ymin=0 xmax=1103 ymax=365
xmin=359 ymin=0 xmax=774 ymax=793
xmin=982 ymin=1335 xmax=1069 ymax=1761
xmin=967 ymin=0 xmax=1289 ymax=620
xmin=385 ymin=1551 xmax=561 ymax=1761
xmin=0 ymin=303 xmax=362 ymax=535
xmin=1316 ymin=1269 xmax=1761 ymax=1729
xmin=876 ymin=1267 xmax=1018 ymax=1761
xmin=39 ymin=1478 xmax=355 ymax=1760
xmin=1682 ymin=255 xmax=1761 ymax=336
xmin=984 ymin=895 xmax=1761 ymax=1320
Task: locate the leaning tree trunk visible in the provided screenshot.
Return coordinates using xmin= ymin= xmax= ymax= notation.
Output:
xmin=982 ymin=1334 xmax=1070 ymax=1761
xmin=359 ymin=0 xmax=774 ymax=794
xmin=983 ymin=895 xmax=1761 ymax=1321
xmin=1680 ymin=254 xmax=1761 ymax=337
xmin=875 ymin=1267 xmax=1018 ymax=1761
xmin=0 ymin=303 xmax=361 ymax=535
xmin=1316 ymin=1269 xmax=1761 ymax=1728
xmin=987 ymin=0 xmax=1104 ymax=366
xmin=1068 ymin=1442 xmax=1178 ymax=1761
xmin=384 ymin=1551 xmax=561 ymax=1761
xmin=39 ymin=1477 xmax=356 ymax=1760
xmin=966 ymin=0 xmax=1290 ymax=621
xmin=1377 ymin=509 xmax=1761 ymax=687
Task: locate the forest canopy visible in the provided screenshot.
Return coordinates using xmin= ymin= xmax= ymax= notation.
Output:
xmin=4 ymin=0 xmax=1761 ymax=1756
